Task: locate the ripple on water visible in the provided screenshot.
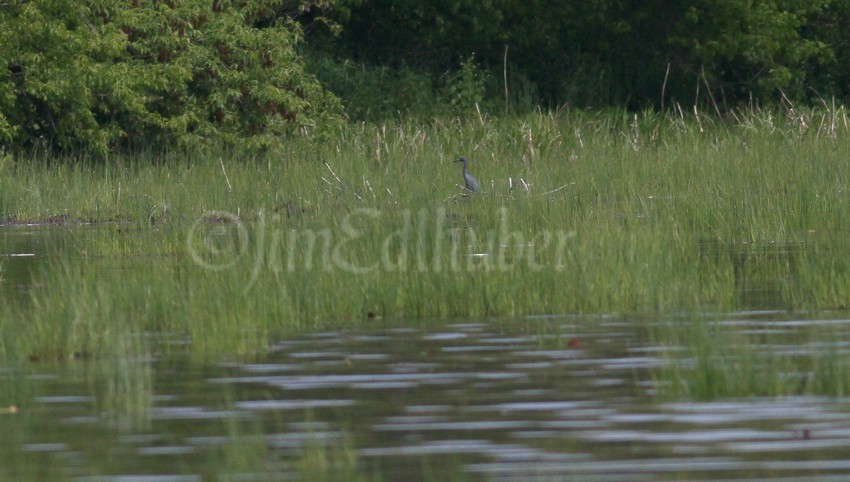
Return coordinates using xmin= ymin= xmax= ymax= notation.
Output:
xmin=12 ymin=314 xmax=850 ymax=481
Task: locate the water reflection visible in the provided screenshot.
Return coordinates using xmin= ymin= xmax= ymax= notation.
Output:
xmin=4 ymin=316 xmax=850 ymax=480
xmin=0 ymin=226 xmax=52 ymax=302
xmin=700 ymin=239 xmax=801 ymax=309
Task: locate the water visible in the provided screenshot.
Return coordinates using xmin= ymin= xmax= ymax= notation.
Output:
xmin=0 ymin=224 xmax=55 ymax=302
xmin=699 ymin=239 xmax=800 ymax=309
xmin=2 ymin=317 xmax=850 ymax=481
xmin=4 ymin=226 xmax=850 ymax=480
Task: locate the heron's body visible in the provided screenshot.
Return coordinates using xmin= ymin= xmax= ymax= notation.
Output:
xmin=455 ymin=156 xmax=480 ymax=192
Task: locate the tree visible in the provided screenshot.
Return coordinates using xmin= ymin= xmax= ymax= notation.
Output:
xmin=0 ymin=0 xmax=342 ymax=154
xmin=666 ymin=0 xmax=836 ymax=103
xmin=306 ymin=0 xmax=843 ymax=109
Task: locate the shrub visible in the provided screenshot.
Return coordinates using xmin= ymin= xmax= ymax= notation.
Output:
xmin=0 ymin=0 xmax=342 ymax=154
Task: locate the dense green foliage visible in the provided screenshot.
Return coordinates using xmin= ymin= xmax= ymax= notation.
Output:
xmin=0 ymin=0 xmax=341 ymax=153
xmin=2 ymin=0 xmax=850 ymax=151
xmin=308 ymin=0 xmax=847 ymax=114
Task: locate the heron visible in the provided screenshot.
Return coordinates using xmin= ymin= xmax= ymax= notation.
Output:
xmin=455 ymin=156 xmax=481 ymax=192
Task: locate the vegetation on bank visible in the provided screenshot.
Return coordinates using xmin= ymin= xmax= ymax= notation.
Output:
xmin=4 ymin=0 xmax=850 ymax=155
xmin=0 ymin=1 xmax=343 ymax=154
xmin=307 ymin=0 xmax=849 ymax=111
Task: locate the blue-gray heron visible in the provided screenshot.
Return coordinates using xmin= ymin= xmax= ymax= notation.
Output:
xmin=455 ymin=156 xmax=481 ymax=192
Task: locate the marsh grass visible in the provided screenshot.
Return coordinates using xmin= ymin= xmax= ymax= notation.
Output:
xmin=203 ymin=416 xmax=281 ymax=479
xmin=293 ymin=432 xmax=376 ymax=482
xmin=91 ymin=352 xmax=153 ymax=426
xmin=2 ymin=107 xmax=850 ymax=366
xmin=651 ymin=316 xmax=850 ymax=399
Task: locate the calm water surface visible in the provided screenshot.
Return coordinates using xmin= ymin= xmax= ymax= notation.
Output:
xmin=3 ymin=226 xmax=850 ymax=481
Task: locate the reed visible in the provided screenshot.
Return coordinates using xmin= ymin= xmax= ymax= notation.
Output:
xmin=1 ymin=108 xmax=849 ymax=364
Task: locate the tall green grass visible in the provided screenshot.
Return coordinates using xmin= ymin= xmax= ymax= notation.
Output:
xmin=1 ymin=108 xmax=849 ymax=364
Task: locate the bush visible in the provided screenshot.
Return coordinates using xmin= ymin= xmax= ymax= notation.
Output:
xmin=440 ymin=56 xmax=487 ymax=115
xmin=307 ymin=0 xmax=842 ymax=108
xmin=306 ymin=54 xmax=438 ymax=121
xmin=0 ymin=0 xmax=342 ymax=154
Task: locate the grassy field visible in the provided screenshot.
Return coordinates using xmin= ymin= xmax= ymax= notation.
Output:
xmin=1 ymin=108 xmax=849 ymax=381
